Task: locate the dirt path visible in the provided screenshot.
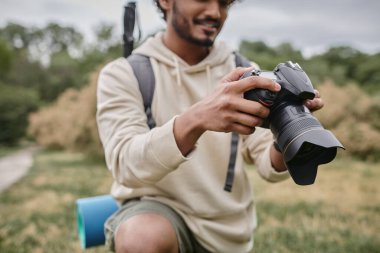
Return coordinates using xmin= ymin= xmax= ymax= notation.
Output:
xmin=0 ymin=146 xmax=39 ymax=192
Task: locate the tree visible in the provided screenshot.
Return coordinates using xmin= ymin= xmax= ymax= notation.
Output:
xmin=77 ymin=23 xmax=122 ymax=75
xmin=0 ymin=84 xmax=39 ymax=145
xmin=354 ymin=53 xmax=380 ymax=93
xmin=0 ymin=40 xmax=12 ymax=77
xmin=239 ymin=40 xmax=304 ymax=70
xmin=0 ymin=23 xmax=33 ymax=50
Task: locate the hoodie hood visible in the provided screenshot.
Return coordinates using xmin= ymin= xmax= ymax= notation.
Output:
xmin=133 ymin=32 xmax=234 ymax=87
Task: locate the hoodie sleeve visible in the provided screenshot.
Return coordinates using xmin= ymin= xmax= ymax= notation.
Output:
xmin=96 ymin=58 xmax=189 ymax=188
xmin=242 ymin=128 xmax=289 ymax=182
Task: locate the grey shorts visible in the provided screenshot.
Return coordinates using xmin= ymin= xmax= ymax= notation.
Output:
xmin=104 ymin=199 xmax=210 ymax=253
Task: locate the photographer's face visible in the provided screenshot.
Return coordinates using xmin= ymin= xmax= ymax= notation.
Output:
xmin=165 ymin=0 xmax=230 ymax=47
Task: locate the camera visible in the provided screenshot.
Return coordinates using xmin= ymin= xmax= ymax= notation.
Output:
xmin=242 ymin=61 xmax=344 ymax=185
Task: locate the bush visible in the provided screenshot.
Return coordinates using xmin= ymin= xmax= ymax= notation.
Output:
xmin=28 ymin=72 xmax=380 ymax=161
xmin=0 ymin=84 xmax=39 ymax=145
xmin=315 ymin=82 xmax=380 ymax=160
xmin=28 ymin=69 xmax=103 ymax=156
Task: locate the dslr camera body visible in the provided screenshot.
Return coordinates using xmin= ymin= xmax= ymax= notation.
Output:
xmin=243 ymin=61 xmax=344 ymax=185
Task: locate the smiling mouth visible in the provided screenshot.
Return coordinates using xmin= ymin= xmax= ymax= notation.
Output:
xmin=194 ymin=18 xmax=221 ymax=31
xmin=202 ymin=22 xmax=220 ymax=29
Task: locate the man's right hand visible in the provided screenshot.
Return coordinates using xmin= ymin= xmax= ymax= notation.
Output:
xmin=173 ymin=67 xmax=282 ymax=156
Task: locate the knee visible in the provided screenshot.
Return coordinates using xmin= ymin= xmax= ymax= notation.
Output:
xmin=115 ymin=213 xmax=178 ymax=253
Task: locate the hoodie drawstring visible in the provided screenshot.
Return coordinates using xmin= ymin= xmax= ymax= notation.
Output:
xmin=172 ymin=56 xmax=212 ymax=90
xmin=173 ymin=56 xmax=182 ymax=87
xmin=206 ymin=64 xmax=212 ymax=92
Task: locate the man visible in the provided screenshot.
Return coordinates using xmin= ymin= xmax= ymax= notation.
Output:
xmin=96 ymin=0 xmax=324 ymax=252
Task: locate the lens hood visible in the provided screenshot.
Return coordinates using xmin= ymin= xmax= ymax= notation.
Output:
xmin=283 ymin=129 xmax=344 ymax=185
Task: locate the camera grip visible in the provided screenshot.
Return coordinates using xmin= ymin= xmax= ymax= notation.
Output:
xmin=243 ymin=88 xmax=277 ymax=129
xmin=244 ymin=88 xmax=277 ymax=107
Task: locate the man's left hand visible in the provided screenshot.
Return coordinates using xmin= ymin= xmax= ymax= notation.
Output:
xmin=304 ymin=89 xmax=324 ymax=112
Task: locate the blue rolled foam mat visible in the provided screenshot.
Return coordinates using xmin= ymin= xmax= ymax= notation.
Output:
xmin=76 ymin=195 xmax=119 ymax=248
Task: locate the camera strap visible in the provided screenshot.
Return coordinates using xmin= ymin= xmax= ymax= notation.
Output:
xmin=224 ymin=52 xmax=251 ymax=192
xmin=126 ymin=52 xmax=251 ymax=192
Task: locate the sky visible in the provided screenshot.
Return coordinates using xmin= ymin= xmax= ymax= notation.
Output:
xmin=1 ymin=0 xmax=379 ymax=57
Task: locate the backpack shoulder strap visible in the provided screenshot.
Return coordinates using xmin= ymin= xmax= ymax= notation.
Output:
xmin=224 ymin=52 xmax=252 ymax=192
xmin=233 ymin=51 xmax=252 ymax=68
xmin=127 ymin=54 xmax=156 ymax=129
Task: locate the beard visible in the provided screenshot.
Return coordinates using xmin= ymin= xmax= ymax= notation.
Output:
xmin=171 ymin=2 xmax=220 ymax=47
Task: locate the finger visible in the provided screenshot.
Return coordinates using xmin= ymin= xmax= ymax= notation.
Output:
xmin=314 ymin=89 xmax=321 ymax=98
xmin=314 ymin=98 xmax=325 ymax=110
xmin=304 ymin=98 xmax=324 ymax=111
xmin=221 ymin=66 xmax=254 ymax=83
xmin=231 ymin=112 xmax=263 ymax=128
xmin=229 ymin=123 xmax=256 ymax=135
xmin=230 ymin=97 xmax=270 ymax=119
xmin=231 ymin=76 xmax=281 ymax=94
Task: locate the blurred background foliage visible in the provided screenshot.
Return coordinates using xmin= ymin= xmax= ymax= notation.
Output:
xmin=0 ymin=21 xmax=379 ymax=253
xmin=0 ymin=21 xmax=380 ymax=161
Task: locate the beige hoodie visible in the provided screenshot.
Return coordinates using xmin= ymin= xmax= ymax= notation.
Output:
xmin=96 ymin=32 xmax=289 ymax=253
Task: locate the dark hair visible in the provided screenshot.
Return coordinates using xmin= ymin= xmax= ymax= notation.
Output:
xmin=153 ymin=0 xmax=238 ymax=20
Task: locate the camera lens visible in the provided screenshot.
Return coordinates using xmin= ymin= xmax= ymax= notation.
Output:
xmin=288 ymin=142 xmax=323 ymax=165
xmin=242 ymin=63 xmax=344 ymax=185
xmin=269 ymin=101 xmax=343 ymax=185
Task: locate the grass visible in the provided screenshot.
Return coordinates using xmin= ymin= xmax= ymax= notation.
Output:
xmin=0 ymin=150 xmax=379 ymax=253
xmin=249 ymin=158 xmax=380 ymax=253
xmin=0 ymin=150 xmax=112 ymax=253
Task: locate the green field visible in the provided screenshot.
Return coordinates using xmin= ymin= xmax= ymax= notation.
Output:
xmin=0 ymin=150 xmax=379 ymax=253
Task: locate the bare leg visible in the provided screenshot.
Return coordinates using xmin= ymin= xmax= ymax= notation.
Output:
xmin=115 ymin=213 xmax=179 ymax=253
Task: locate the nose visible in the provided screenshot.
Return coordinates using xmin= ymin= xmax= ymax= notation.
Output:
xmin=204 ymin=1 xmax=222 ymax=19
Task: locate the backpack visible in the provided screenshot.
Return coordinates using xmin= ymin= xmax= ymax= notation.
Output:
xmin=127 ymin=52 xmax=251 ymax=192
